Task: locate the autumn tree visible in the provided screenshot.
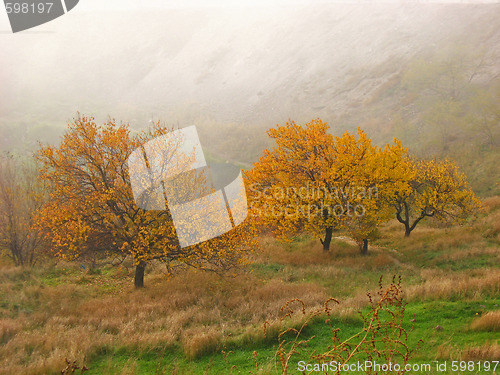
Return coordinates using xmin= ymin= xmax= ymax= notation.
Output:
xmin=343 ymin=139 xmax=411 ymax=254
xmin=245 ymin=119 xmax=336 ymax=251
xmin=389 ymin=158 xmax=480 ymax=237
xmin=245 ymin=119 xmax=406 ymax=253
xmin=36 ymin=116 xmax=255 ymax=287
xmin=0 ymin=154 xmax=46 ymax=266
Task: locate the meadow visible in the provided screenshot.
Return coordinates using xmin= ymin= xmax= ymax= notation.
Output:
xmin=0 ymin=196 xmax=499 ymax=374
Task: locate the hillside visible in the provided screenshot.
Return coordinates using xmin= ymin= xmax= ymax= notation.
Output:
xmin=1 ymin=3 xmax=499 ymax=194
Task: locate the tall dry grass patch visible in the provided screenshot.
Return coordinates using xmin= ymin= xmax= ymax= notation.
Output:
xmin=406 ymin=269 xmax=500 ymax=301
xmin=253 ymin=235 xmax=362 ymax=266
xmin=470 ymin=310 xmax=500 ymax=332
xmin=462 ymin=343 xmax=500 ymax=361
xmin=483 ymin=196 xmax=500 ymax=211
xmin=0 ymin=263 xmax=329 ymax=373
xmin=254 ymin=234 xmax=399 ymax=275
xmin=182 ymin=326 xmax=222 ymax=359
xmin=473 ymin=195 xmax=500 ymax=240
xmin=0 ymin=318 xmax=21 ymax=344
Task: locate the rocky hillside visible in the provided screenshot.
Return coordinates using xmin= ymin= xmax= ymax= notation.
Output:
xmin=1 ymin=2 xmax=499 ymax=193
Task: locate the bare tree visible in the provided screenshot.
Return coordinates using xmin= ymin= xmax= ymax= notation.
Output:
xmin=0 ymin=154 xmax=46 ymax=266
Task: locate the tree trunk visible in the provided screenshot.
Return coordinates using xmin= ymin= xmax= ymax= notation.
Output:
xmin=360 ymin=239 xmax=368 ymax=255
xmin=321 ymin=227 xmax=333 ymax=252
xmin=134 ymin=261 xmax=146 ymax=288
xmin=396 ymin=203 xmax=415 ymax=238
xmin=404 ymin=225 xmax=411 ymax=237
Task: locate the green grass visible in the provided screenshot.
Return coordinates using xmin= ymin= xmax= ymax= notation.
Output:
xmin=84 ymin=298 xmax=500 ymax=374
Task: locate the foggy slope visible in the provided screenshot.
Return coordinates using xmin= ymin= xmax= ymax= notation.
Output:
xmin=1 ymin=3 xmax=499 ymax=131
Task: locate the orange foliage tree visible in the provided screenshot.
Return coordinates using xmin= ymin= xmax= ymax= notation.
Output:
xmin=341 ymin=138 xmax=411 ymax=253
xmin=35 ymin=116 xmax=255 ymax=287
xmin=245 ymin=119 xmax=407 ymax=253
xmin=389 ymin=158 xmax=481 ymax=237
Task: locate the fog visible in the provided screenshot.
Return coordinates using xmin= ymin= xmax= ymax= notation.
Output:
xmin=1 ymin=1 xmax=499 ymax=154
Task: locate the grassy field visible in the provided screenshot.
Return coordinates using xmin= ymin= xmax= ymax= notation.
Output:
xmin=0 ymin=197 xmax=499 ymax=374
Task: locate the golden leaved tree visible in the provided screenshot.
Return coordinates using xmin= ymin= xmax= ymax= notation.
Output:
xmin=245 ymin=119 xmax=338 ymax=251
xmin=35 ymin=116 xmax=255 ymax=287
xmin=245 ymin=119 xmax=407 ymax=253
xmin=389 ymin=158 xmax=481 ymax=237
xmin=342 ymin=138 xmax=411 ymax=253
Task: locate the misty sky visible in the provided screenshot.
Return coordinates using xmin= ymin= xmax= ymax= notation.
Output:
xmin=1 ymin=0 xmax=499 ymax=143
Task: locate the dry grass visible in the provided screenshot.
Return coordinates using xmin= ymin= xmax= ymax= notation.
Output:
xmin=483 ymin=195 xmax=500 ymax=212
xmin=254 ymin=234 xmax=399 ymax=273
xmin=470 ymin=310 xmax=500 ymax=332
xmin=382 ymin=225 xmax=481 ymax=254
xmin=252 ymin=235 xmax=336 ymax=266
xmin=472 ymin=196 xmax=500 ymax=242
xmin=462 ymin=343 xmax=500 ymax=361
xmin=435 ymin=342 xmax=500 ymax=361
xmin=0 ymin=318 xmax=21 ymax=344
xmin=269 ymin=277 xmax=419 ymax=375
xmin=372 ymin=253 xmax=396 ymax=269
xmin=435 ymin=343 xmax=453 ymax=360
xmin=182 ymin=326 xmax=222 ymax=360
xmin=406 ymin=268 xmax=500 ymax=301
xmin=0 ymin=197 xmax=498 ymax=373
xmin=0 ymin=247 xmax=389 ymax=374
xmin=0 ymin=265 xmax=328 ymax=375
xmin=438 ymin=245 xmax=499 ymax=262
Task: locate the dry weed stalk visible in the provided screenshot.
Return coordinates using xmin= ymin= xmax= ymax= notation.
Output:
xmin=60 ymin=358 xmax=88 ymax=374
xmin=267 ymin=275 xmax=420 ymax=374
